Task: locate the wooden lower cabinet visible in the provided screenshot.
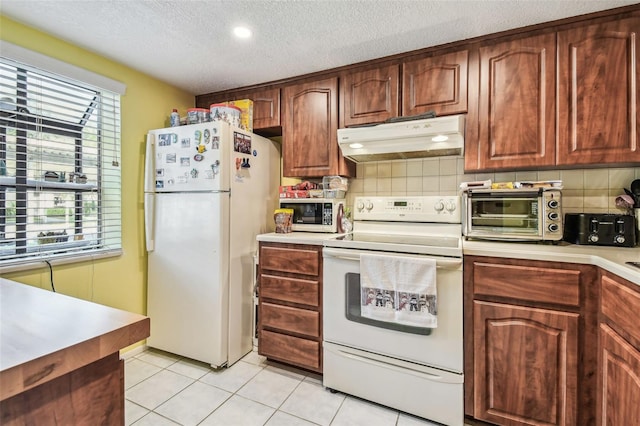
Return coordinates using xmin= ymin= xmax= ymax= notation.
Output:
xmin=473 ymin=301 xmax=579 ymax=426
xmin=261 ymin=302 xmax=320 ymax=337
xmin=598 ymin=324 xmax=640 ymax=426
xmin=260 ymin=330 xmax=321 ymax=372
xmin=258 ymin=242 xmax=323 ymax=373
xmin=1 ymin=353 xmax=124 ymax=425
xmin=464 ymin=256 xmax=598 ymax=426
xmin=597 ymin=272 xmax=640 ymax=426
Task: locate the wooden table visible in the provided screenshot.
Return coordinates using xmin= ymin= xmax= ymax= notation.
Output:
xmin=0 ymin=278 xmax=150 ymax=425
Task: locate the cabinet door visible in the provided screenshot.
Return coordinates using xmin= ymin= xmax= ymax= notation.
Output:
xmin=598 ymin=324 xmax=640 ymax=426
xmin=402 ymin=50 xmax=468 ymax=117
xmin=342 ymin=64 xmax=399 ymax=127
xmin=474 ymin=300 xmax=578 ymax=426
xmin=196 ymin=89 xmax=280 ymax=131
xmin=235 ymin=88 xmax=281 ymax=130
xmin=468 ymin=34 xmax=556 ymax=171
xmin=282 ymin=77 xmax=353 ymax=177
xmin=557 ymin=16 xmax=640 ymax=166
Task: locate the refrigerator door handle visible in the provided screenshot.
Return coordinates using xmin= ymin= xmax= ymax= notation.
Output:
xmin=144 ymin=133 xmax=155 ymax=193
xmin=144 ymin=193 xmax=155 ymax=252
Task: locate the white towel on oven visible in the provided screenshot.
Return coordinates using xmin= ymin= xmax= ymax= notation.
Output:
xmin=360 ymin=253 xmax=438 ymax=328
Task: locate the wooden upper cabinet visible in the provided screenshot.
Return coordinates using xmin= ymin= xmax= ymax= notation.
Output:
xmin=195 ymin=88 xmax=280 ymax=131
xmin=402 ymin=50 xmax=468 ymax=117
xmin=557 ymin=16 xmax=640 ymax=166
xmin=468 ymin=33 xmax=556 ymax=171
xmin=234 ymin=88 xmax=281 ymax=130
xmin=341 ymin=64 xmax=400 ymax=127
xmin=282 ymin=77 xmax=354 ymax=178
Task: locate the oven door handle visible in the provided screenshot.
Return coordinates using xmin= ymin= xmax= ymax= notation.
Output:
xmin=323 ymin=248 xmax=462 ymax=270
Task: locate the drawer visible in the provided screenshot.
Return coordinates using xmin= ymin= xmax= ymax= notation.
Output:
xmin=261 ymin=302 xmax=320 ymax=338
xmin=259 ymin=329 xmax=321 ymax=371
xmin=260 ymin=245 xmax=320 ymax=276
xmin=601 ymin=274 xmax=640 ymax=345
xmin=260 ymin=274 xmax=319 ymax=307
xmin=473 ymin=261 xmax=580 ymax=306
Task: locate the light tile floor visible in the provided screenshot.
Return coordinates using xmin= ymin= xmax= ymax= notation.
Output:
xmin=124 ymin=348 xmax=450 ymax=426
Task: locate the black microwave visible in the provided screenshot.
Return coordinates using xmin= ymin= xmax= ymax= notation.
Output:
xmin=278 ymin=198 xmax=344 ymax=233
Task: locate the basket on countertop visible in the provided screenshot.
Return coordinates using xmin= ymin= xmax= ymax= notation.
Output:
xmin=323 ymin=176 xmax=348 ymax=198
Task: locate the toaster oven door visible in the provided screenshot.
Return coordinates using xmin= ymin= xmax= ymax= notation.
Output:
xmin=465 ymin=192 xmax=542 ymax=239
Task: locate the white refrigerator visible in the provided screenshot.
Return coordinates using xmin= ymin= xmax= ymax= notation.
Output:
xmin=144 ymin=121 xmax=279 ymax=368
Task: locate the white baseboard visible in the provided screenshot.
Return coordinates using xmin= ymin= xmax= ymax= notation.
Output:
xmin=120 ymin=344 xmax=148 ymax=359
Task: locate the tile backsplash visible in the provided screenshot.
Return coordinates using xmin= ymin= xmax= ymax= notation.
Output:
xmin=345 ymin=155 xmax=640 ymax=216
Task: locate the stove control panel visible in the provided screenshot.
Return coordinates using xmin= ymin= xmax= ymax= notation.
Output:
xmin=354 ymin=196 xmax=461 ymax=223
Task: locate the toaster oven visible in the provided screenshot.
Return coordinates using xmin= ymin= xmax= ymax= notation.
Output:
xmin=462 ymin=188 xmax=563 ymax=242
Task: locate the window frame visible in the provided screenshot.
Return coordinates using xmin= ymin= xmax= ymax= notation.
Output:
xmin=0 ymin=55 xmax=123 ymax=270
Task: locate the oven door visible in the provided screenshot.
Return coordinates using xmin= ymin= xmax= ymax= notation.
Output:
xmin=322 ymin=246 xmax=463 ymax=373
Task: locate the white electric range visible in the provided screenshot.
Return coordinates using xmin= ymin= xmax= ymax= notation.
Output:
xmin=322 ymin=195 xmax=464 ymax=426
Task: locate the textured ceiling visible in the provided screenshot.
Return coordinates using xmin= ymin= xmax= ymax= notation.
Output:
xmin=1 ymin=0 xmax=637 ymax=95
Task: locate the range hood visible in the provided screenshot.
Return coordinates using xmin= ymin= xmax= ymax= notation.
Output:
xmin=337 ymin=114 xmax=465 ymax=163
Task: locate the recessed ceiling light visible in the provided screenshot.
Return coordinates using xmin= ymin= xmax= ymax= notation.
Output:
xmin=233 ymin=26 xmax=252 ymax=39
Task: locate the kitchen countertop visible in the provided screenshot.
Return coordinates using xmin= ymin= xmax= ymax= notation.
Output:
xmin=258 ymin=232 xmax=640 ymax=285
xmin=0 ymin=278 xmax=150 ymax=401
xmin=463 ymin=240 xmax=640 ymax=286
xmin=257 ymin=231 xmax=342 ymax=245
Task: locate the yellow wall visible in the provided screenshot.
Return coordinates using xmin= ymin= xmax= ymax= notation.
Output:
xmin=0 ymin=16 xmax=194 ymax=322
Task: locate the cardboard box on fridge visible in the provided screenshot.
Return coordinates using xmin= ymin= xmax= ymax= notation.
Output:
xmin=228 ymin=99 xmax=254 ymax=132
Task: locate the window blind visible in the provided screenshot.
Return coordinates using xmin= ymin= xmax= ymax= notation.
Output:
xmin=0 ymin=56 xmax=122 ymax=267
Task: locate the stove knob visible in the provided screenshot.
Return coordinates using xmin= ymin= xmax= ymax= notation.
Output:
xmin=356 ymin=200 xmax=364 ymax=211
xmin=445 ymin=200 xmax=457 ymax=212
xmin=365 ymin=200 xmax=374 ymax=211
xmin=548 ymin=223 xmax=559 ymax=232
xmin=588 ymin=234 xmax=599 ymax=243
xmin=615 ymin=235 xmax=626 ymax=244
xmin=434 ymin=200 xmax=445 ymax=212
